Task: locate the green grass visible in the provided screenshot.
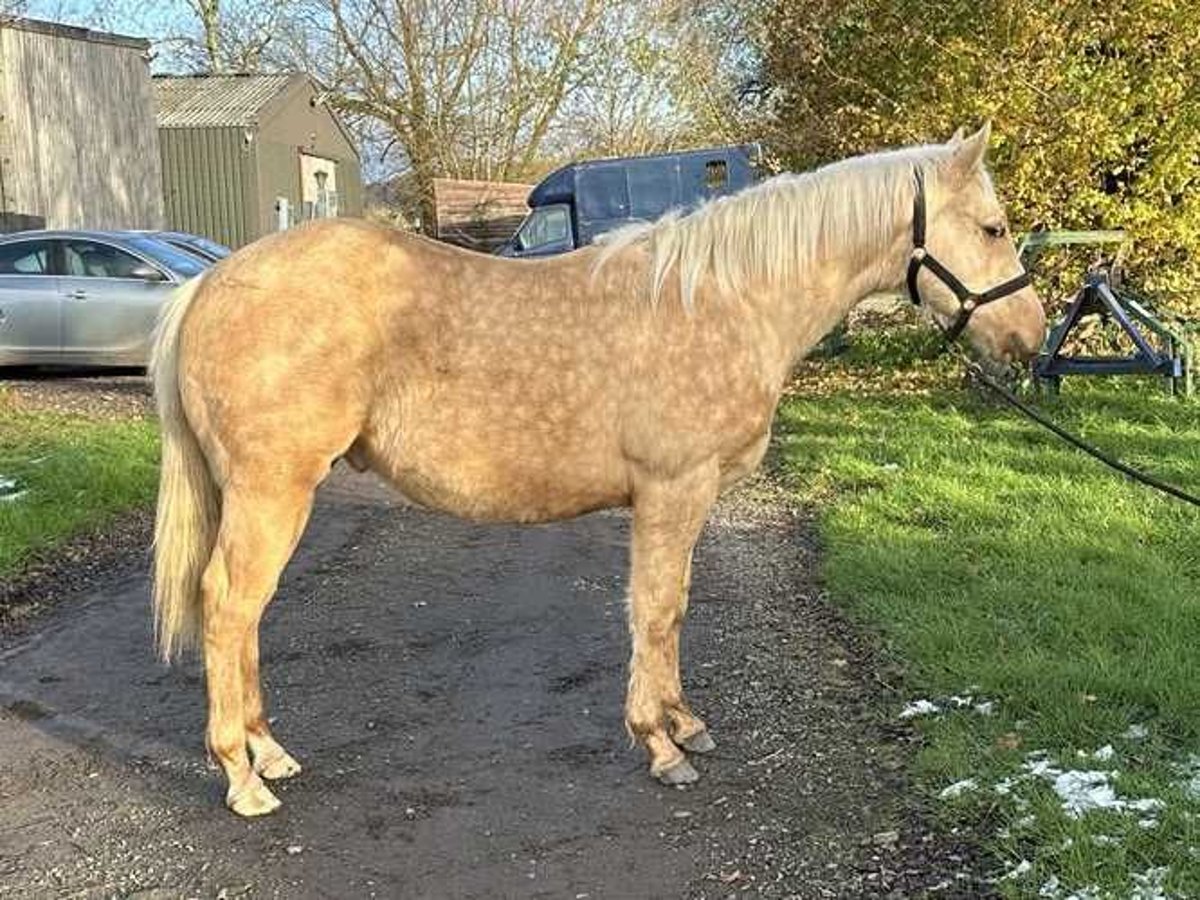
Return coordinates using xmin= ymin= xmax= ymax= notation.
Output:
xmin=0 ymin=406 xmax=159 ymax=577
xmin=777 ymin=342 xmax=1200 ymax=897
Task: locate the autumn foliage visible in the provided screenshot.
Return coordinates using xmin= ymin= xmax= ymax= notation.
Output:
xmin=759 ymin=0 xmax=1200 ymax=316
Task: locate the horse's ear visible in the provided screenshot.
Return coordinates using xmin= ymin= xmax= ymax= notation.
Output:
xmin=948 ymin=126 xmax=967 ymax=146
xmin=946 ymin=121 xmax=991 ymax=178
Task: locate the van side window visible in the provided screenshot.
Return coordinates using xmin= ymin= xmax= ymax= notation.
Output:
xmin=705 ymin=160 xmax=728 ymax=190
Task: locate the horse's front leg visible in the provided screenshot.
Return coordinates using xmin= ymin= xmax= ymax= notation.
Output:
xmin=626 ymin=461 xmax=719 ymax=785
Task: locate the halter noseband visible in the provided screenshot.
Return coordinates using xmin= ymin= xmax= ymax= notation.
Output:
xmin=905 ymin=168 xmax=1032 ymax=342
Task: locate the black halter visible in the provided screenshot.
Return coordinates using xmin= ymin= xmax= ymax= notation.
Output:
xmin=906 ymin=168 xmax=1032 ymax=342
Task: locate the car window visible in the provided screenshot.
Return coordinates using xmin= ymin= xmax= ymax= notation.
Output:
xmin=171 ymin=235 xmax=230 ymax=259
xmin=127 ymin=236 xmax=207 ymax=278
xmin=518 ymin=206 xmax=570 ymax=250
xmin=195 ymin=239 xmax=230 ymax=258
xmin=62 ymin=240 xmax=148 ymax=279
xmin=0 ymin=240 xmax=52 ymax=276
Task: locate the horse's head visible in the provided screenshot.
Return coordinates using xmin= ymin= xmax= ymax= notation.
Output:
xmin=910 ymin=123 xmax=1046 ymax=363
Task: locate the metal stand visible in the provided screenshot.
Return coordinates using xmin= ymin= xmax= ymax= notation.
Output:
xmin=1034 ymin=272 xmax=1193 ymax=396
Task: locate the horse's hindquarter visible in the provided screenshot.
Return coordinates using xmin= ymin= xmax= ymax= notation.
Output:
xmin=364 ymin=243 xmax=780 ymax=522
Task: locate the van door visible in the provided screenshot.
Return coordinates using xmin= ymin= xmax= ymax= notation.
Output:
xmin=575 ymin=165 xmax=630 ymax=245
xmin=627 ymin=159 xmax=681 ymax=222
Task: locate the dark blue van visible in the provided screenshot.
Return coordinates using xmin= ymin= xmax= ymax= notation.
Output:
xmin=497 ymin=144 xmax=760 ymax=258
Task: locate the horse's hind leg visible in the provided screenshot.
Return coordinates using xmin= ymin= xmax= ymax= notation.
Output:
xmin=241 ymin=491 xmax=316 ymax=782
xmin=626 ymin=462 xmax=718 ymax=785
xmin=203 ymin=478 xmax=316 ymax=817
xmin=243 ymin=620 xmax=303 ymax=781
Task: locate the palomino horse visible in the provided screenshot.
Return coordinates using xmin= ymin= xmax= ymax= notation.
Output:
xmin=152 ymin=123 xmax=1045 ymax=816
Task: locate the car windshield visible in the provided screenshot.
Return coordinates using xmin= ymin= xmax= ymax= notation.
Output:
xmin=126 ymin=236 xmax=208 ymax=278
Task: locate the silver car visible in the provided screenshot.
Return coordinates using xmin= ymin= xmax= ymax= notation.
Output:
xmin=0 ymin=229 xmax=210 ymax=368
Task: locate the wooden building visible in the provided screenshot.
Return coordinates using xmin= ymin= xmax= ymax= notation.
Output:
xmin=432 ymin=178 xmax=531 ymax=253
xmin=0 ymin=18 xmax=164 ymax=232
xmin=155 ymin=74 xmax=364 ymax=249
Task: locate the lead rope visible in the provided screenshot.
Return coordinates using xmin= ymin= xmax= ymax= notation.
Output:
xmin=946 ymin=342 xmax=1200 ymax=509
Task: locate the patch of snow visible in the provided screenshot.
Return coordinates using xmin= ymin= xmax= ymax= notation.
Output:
xmin=1054 ymin=769 xmax=1120 ymax=817
xmin=939 ymin=778 xmax=979 ymax=800
xmin=1126 ymin=797 xmax=1166 ymax=814
xmin=1131 ymin=866 xmax=1169 ymax=900
xmin=1123 ymin=723 xmax=1149 ymax=741
xmin=1023 ymin=757 xmax=1063 ymax=779
xmin=993 ymin=776 xmax=1023 ymax=795
xmin=899 ymin=699 xmax=940 ymax=719
xmin=998 ymin=859 xmax=1032 ymax=881
xmin=1179 ymin=754 xmax=1200 ymax=800
xmin=0 ymin=475 xmax=25 ymax=502
xmin=898 ymin=693 xmax=995 ymax=720
xmin=1092 ymin=744 xmax=1115 ymax=762
xmin=1090 ymin=834 xmax=1117 ymax=846
xmin=1019 ymin=762 xmax=1164 ymax=820
xmin=1039 ymin=874 xmax=1061 ymax=897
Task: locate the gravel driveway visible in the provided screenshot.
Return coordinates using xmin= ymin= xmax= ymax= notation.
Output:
xmin=0 ymin=462 xmax=986 ymax=897
xmin=0 ymin=369 xmax=152 ymax=419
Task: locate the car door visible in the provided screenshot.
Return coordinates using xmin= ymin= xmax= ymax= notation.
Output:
xmin=58 ymin=238 xmax=174 ymax=365
xmin=0 ymin=239 xmax=61 ymax=364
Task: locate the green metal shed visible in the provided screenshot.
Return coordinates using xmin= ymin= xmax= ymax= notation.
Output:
xmin=154 ymin=73 xmax=363 ymax=249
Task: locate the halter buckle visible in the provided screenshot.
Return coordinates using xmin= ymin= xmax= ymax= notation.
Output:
xmin=911 ymin=247 xmax=927 ymax=261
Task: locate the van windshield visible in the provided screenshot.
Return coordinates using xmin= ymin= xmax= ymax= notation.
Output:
xmin=517 ymin=205 xmax=570 ymax=251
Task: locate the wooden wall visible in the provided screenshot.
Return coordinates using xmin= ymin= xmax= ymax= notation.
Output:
xmin=0 ymin=22 xmax=164 ymax=231
xmin=432 ymin=178 xmax=531 ymax=253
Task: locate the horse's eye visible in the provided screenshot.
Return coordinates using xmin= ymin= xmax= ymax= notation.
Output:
xmin=983 ymin=223 xmax=1008 ymax=239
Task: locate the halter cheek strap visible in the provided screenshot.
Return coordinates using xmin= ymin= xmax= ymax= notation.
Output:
xmin=905 ymin=168 xmax=1032 ymax=342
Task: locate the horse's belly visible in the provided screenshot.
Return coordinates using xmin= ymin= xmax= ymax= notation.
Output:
xmin=357 ymin=421 xmax=629 ymax=523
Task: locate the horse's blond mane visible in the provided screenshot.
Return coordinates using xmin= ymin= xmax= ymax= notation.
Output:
xmin=595 ymin=144 xmax=956 ymax=307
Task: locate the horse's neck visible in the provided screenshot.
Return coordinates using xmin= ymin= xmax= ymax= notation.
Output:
xmin=753 ymin=235 xmax=905 ymax=377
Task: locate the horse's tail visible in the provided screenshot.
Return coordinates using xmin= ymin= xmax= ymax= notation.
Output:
xmin=151 ymin=275 xmax=218 ymax=662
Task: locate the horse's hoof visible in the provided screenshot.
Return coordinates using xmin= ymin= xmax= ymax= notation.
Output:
xmin=256 ymin=750 xmax=302 ymax=781
xmin=678 ymin=729 xmax=716 ymax=754
xmin=227 ymin=778 xmax=282 ymax=817
xmin=655 ymin=757 xmax=700 ymax=786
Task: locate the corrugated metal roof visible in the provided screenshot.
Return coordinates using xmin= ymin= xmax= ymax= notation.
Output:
xmin=154 ymin=74 xmax=299 ymax=128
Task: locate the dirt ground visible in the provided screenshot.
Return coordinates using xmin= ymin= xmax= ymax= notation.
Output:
xmin=0 ymin=377 xmax=986 ymax=899
xmin=0 ymin=369 xmax=152 ymax=419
